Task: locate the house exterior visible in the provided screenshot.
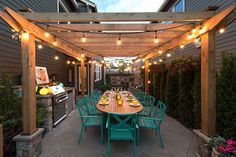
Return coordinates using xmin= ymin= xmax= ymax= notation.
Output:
xmin=158 ymin=0 xmax=236 ymax=71
xmin=0 ymin=0 xmax=103 ymax=94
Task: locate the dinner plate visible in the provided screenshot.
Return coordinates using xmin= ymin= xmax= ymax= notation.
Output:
xmin=99 ymin=102 xmax=109 ymax=106
xmin=129 ymin=103 xmax=140 ymax=107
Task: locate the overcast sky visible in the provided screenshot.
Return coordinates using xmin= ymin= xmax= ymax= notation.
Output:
xmin=91 ymin=0 xmax=165 ymax=12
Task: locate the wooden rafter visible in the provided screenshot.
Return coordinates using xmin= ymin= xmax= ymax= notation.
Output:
xmin=142 ymin=5 xmax=236 ymax=60
xmin=43 ymin=23 xmax=192 ymax=32
xmin=0 ymin=7 xmax=100 ymax=60
xmin=20 ymin=11 xmax=215 ymax=22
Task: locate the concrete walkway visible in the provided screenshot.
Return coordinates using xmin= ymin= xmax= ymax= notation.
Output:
xmin=40 ymin=110 xmax=198 ymax=157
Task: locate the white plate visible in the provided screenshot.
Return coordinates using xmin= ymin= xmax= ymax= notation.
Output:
xmin=129 ymin=103 xmax=140 ymax=107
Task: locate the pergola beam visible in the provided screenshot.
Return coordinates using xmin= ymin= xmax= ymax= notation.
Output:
xmin=143 ymin=5 xmax=236 ymax=60
xmin=1 ymin=7 xmax=100 ymax=60
xmin=43 ymin=23 xmax=192 ymax=32
xmin=21 ymin=11 xmax=215 ymax=22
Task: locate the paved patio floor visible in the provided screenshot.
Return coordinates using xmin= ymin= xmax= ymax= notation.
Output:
xmin=40 ymin=110 xmax=198 ymax=157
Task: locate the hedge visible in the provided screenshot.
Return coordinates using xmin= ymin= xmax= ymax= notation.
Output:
xmin=216 ymin=54 xmax=236 ymax=139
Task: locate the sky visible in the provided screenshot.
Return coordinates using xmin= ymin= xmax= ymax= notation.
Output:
xmin=91 ymin=0 xmax=165 ymax=12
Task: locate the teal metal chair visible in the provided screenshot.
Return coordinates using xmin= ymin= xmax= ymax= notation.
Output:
xmin=138 ymin=100 xmax=166 ymax=148
xmin=139 ymin=95 xmax=155 ymax=116
xmin=76 ymin=98 xmax=104 ymax=144
xmin=106 ymin=113 xmax=138 ymax=157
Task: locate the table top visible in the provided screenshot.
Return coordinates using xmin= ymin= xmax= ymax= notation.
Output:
xmin=96 ymin=91 xmax=143 ymax=115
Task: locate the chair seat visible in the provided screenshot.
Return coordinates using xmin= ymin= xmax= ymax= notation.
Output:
xmin=85 ymin=116 xmax=103 ymax=126
xmin=109 ymin=125 xmax=134 ymax=140
xmin=139 ymin=118 xmax=157 ymax=129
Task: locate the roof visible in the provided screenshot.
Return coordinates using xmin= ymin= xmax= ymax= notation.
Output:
xmin=158 ymin=0 xmax=177 ymax=12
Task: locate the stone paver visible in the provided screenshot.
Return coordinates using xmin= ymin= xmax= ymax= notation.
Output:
xmin=40 ymin=110 xmax=198 ymax=157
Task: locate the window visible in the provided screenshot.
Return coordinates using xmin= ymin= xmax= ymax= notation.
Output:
xmin=171 ymin=0 xmax=185 ymax=12
xmin=95 ymin=65 xmax=102 ymax=82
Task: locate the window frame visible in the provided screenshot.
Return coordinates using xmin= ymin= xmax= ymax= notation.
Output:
xmin=170 ymin=0 xmax=185 ymax=12
xmin=95 ymin=64 xmax=102 ymax=82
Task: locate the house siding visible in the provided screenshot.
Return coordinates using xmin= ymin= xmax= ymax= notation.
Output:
xmin=0 ymin=0 xmax=72 ymax=84
xmin=160 ymin=0 xmax=236 ymax=71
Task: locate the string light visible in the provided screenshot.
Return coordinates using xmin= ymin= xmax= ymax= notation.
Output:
xmin=141 ymin=66 xmax=145 ymax=69
xmin=81 ymin=53 xmax=85 ymax=58
xmin=67 ymin=60 xmax=71 ymax=64
xmin=154 ymin=31 xmax=159 ymax=43
xmin=37 ymin=44 xmax=43 ymax=49
xmin=92 ymin=60 xmax=96 ymax=64
xmin=199 ymin=25 xmax=205 ymax=34
xmin=159 ymin=59 xmax=163 ymax=62
xmin=53 ymin=37 xmax=57 ymax=46
xmin=72 ymin=61 xmax=75 ymax=65
xmin=11 ymin=29 xmax=15 ymax=32
xmin=154 ymin=61 xmax=157 ymax=65
xmin=219 ymin=28 xmax=225 ymax=33
xmin=67 ymin=21 xmax=71 ymax=24
xmin=101 ymin=60 xmax=105 ymax=64
xmin=148 ymin=81 xmax=151 ymax=84
xmin=148 ymin=69 xmax=150 ymax=72
xmin=167 ymin=53 xmax=171 ymax=57
xmin=158 ymin=49 xmax=162 ymax=55
xmin=187 ymin=33 xmax=193 ymax=40
xmin=88 ymin=60 xmax=92 ymax=64
xmin=117 ymin=34 xmax=122 ymax=45
xmin=21 ymin=32 xmax=29 ymax=40
xmin=192 ymin=28 xmax=197 ymax=34
xmin=81 ymin=32 xmax=86 ymax=42
xmin=54 ymin=56 xmax=59 ymax=60
xmin=180 ymin=43 xmax=185 ymax=49
xmin=194 ymin=37 xmax=200 ymax=43
xmin=149 ymin=63 xmax=152 ymax=66
xmin=44 ymin=32 xmax=49 ymax=38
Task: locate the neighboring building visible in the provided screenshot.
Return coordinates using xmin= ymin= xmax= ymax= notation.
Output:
xmin=158 ymin=0 xmax=236 ymax=71
xmin=0 ymin=0 xmax=102 ymax=94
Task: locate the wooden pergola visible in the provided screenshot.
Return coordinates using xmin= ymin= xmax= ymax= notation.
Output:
xmin=0 ymin=6 xmax=235 ymax=146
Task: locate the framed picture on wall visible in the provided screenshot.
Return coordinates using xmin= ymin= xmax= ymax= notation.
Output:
xmin=35 ymin=66 xmax=49 ymax=85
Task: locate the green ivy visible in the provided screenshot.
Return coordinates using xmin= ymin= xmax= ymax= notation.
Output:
xmin=216 ymin=54 xmax=236 ymax=139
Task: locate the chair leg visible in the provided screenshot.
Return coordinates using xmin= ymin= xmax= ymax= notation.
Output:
xmin=137 ymin=128 xmax=140 ymax=145
xmin=133 ymin=139 xmax=136 ymax=157
xmin=78 ymin=126 xmax=85 ymax=144
xmin=100 ymin=124 xmax=104 ymax=144
xmin=157 ymin=129 xmax=164 ymax=148
xmin=108 ymin=139 xmax=111 ymax=157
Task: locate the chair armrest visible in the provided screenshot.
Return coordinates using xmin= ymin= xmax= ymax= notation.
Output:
xmin=106 ymin=117 xmax=109 ymax=128
xmin=133 ymin=119 xmax=139 ymax=129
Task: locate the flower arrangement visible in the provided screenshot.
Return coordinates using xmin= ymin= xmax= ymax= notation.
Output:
xmin=218 ymin=139 xmax=236 ymax=157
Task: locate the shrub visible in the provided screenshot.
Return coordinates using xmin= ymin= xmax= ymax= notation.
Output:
xmin=216 ymin=54 xmax=236 ymax=139
xmin=165 ymin=61 xmax=179 ymax=117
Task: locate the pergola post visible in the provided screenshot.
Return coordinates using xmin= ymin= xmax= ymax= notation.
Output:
xmin=144 ymin=60 xmax=149 ymax=94
xmin=80 ymin=59 xmax=86 ymax=96
xmin=13 ymin=33 xmax=44 ymax=157
xmin=201 ymin=30 xmax=216 ymax=135
xmin=21 ymin=33 xmax=37 ymax=135
xmin=90 ymin=63 xmax=95 ymax=94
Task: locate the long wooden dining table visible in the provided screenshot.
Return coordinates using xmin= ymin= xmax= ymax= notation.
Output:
xmin=96 ymin=91 xmax=143 ymax=115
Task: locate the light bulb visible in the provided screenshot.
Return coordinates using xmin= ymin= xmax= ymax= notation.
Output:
xmin=148 ymin=81 xmax=151 ymax=84
xmin=45 ymin=32 xmax=49 ymax=38
xmin=141 ymin=66 xmax=145 ymax=69
xmin=53 ymin=41 xmax=57 ymax=46
xmin=167 ymin=53 xmax=171 ymax=57
xmin=194 ymin=38 xmax=200 ymax=43
xmin=159 ymin=59 xmax=163 ymax=62
xmin=154 ymin=37 xmax=159 ymax=43
xmin=72 ymin=61 xmax=75 ymax=64
xmin=149 ymin=63 xmax=152 ymax=66
xmin=67 ymin=60 xmax=71 ymax=64
xmin=180 ymin=44 xmax=185 ymax=49
xmin=154 ymin=61 xmax=157 ymax=64
xmin=67 ymin=21 xmax=71 ymax=24
xmin=158 ymin=50 xmax=162 ymax=54
xmin=81 ymin=54 xmax=85 ymax=58
xmin=219 ymin=28 xmax=225 ymax=33
xmin=21 ymin=33 xmax=29 ymax=40
xmin=81 ymin=37 xmax=86 ymax=42
xmin=192 ymin=28 xmax=197 ymax=34
xmin=187 ymin=34 xmax=193 ymax=40
xmin=117 ymin=39 xmax=121 ymax=45
xmin=38 ymin=44 xmax=43 ymax=49
xmin=54 ymin=56 xmax=59 ymax=60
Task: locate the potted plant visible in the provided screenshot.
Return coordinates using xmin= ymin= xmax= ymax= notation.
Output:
xmin=218 ymin=139 xmax=236 ymax=157
xmin=206 ymin=135 xmax=226 ymax=157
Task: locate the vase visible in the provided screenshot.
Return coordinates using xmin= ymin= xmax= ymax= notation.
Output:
xmin=211 ymin=147 xmax=220 ymax=157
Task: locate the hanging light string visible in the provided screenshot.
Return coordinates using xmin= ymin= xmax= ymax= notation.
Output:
xmin=40 ymin=23 xmax=194 ymax=35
